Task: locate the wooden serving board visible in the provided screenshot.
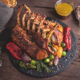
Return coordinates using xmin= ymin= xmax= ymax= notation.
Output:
xmin=0 ymin=1 xmax=13 ymax=32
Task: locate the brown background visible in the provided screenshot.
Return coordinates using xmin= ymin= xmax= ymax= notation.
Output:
xmin=0 ymin=0 xmax=80 ymax=80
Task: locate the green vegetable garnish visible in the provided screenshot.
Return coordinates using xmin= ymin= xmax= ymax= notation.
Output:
xmin=36 ymin=61 xmax=51 ymax=73
xmin=49 ymin=54 xmax=54 ymax=60
xmin=36 ymin=61 xmax=42 ymax=72
xmin=62 ymin=51 xmax=66 ymax=56
xmin=62 ymin=43 xmax=66 ymax=47
xmin=40 ymin=61 xmax=51 ymax=73
xmin=19 ymin=60 xmax=51 ymax=72
xmin=31 ymin=60 xmax=37 ymax=65
xmin=19 ymin=61 xmax=36 ymax=69
xmin=19 ymin=61 xmax=26 ymax=68
xmin=44 ymin=58 xmax=50 ymax=63
xmin=26 ymin=63 xmax=36 ymax=69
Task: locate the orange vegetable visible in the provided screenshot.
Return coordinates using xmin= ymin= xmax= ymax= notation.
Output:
xmin=57 ymin=24 xmax=63 ymax=32
xmin=56 ymin=46 xmax=63 ymax=58
xmin=36 ymin=50 xmax=48 ymax=60
xmin=50 ymin=22 xmax=56 ymax=26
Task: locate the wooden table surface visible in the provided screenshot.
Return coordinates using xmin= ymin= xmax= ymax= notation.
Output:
xmin=0 ymin=0 xmax=80 ymax=80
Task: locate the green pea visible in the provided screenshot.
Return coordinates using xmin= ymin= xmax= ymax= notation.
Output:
xmin=44 ymin=58 xmax=50 ymax=63
xmin=62 ymin=43 xmax=66 ymax=47
xmin=49 ymin=54 xmax=54 ymax=60
xmin=62 ymin=51 xmax=66 ymax=56
xmin=31 ymin=60 xmax=37 ymax=65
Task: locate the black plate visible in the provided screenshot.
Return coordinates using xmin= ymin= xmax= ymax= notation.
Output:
xmin=9 ymin=17 xmax=77 ymax=78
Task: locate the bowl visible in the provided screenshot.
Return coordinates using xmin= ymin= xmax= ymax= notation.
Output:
xmin=55 ymin=0 xmax=73 ymax=19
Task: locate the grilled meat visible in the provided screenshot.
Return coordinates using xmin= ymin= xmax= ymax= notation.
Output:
xmin=11 ymin=25 xmax=38 ymax=57
xmin=11 ymin=25 xmax=48 ymax=59
xmin=32 ymin=32 xmax=47 ymax=49
xmin=14 ymin=5 xmax=63 ymax=55
xmin=54 ymin=28 xmax=63 ymax=46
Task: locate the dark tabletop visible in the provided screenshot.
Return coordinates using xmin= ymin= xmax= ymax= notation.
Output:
xmin=0 ymin=0 xmax=80 ymax=80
